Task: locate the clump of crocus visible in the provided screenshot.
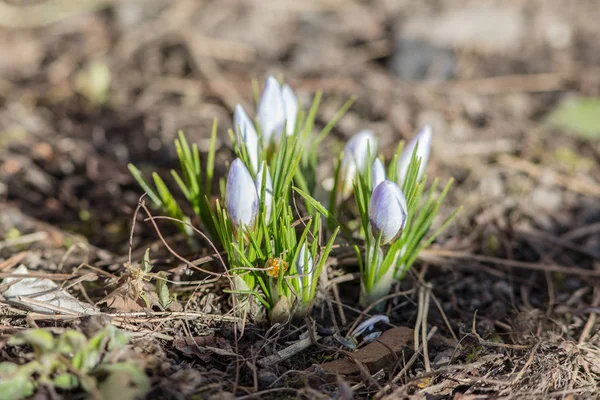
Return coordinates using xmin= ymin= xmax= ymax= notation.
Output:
xmin=331 ymin=126 xmax=458 ymax=309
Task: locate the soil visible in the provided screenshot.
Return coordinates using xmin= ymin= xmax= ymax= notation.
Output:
xmin=1 ymin=0 xmax=600 ymax=399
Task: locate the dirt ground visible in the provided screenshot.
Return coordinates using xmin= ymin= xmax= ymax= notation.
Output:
xmin=1 ymin=0 xmax=600 ymax=399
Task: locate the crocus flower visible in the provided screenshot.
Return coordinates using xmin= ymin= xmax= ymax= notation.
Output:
xmin=396 ymin=125 xmax=432 ymax=186
xmin=340 ymin=130 xmax=377 ymax=199
xmin=226 ymin=158 xmax=259 ymax=232
xmin=233 ymin=105 xmax=259 ymax=174
xmin=281 ymin=84 xmax=298 ymax=136
xmin=350 ymin=315 xmax=390 ymax=339
xmin=372 ymin=158 xmax=386 ymax=190
xmin=254 ymin=161 xmax=273 ymax=224
xmin=257 ymin=76 xmax=298 ymax=147
xmin=296 ymin=243 xmax=313 ymax=292
xmin=368 ymin=180 xmax=408 ymax=244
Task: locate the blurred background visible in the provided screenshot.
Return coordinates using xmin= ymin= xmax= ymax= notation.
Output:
xmin=1 ymin=2 xmax=600 ymax=397
xmin=0 ymin=0 xmax=599 ymax=255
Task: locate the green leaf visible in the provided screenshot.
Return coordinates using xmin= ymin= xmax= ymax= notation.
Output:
xmin=53 ymin=373 xmax=79 ymax=389
xmin=10 ymin=329 xmax=55 ymax=353
xmin=0 ymin=363 xmax=36 ymax=400
xmin=155 ymin=271 xmax=172 ymax=310
xmin=127 ymin=164 xmax=162 ymax=207
xmin=98 ymin=363 xmax=150 ymax=400
xmin=56 ymin=330 xmax=87 ymax=356
xmin=142 ymin=248 xmax=152 ymax=274
xmin=547 ymin=97 xmax=600 ymax=139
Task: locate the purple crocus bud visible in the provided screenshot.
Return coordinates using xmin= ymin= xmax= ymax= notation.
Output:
xmin=340 ymin=130 xmax=377 ymax=199
xmin=254 ymin=161 xmax=273 ymax=224
xmin=368 ymin=180 xmax=408 ymax=244
xmin=226 ymin=158 xmax=259 ymax=231
xmin=396 ymin=125 xmax=432 ymax=186
xmin=372 ymin=158 xmax=386 ymax=190
xmin=296 ymin=243 xmax=313 ymax=291
xmin=233 ymin=105 xmax=259 ymax=174
xmin=257 ymin=76 xmax=286 ymax=147
xmin=281 ymin=84 xmax=298 ymax=137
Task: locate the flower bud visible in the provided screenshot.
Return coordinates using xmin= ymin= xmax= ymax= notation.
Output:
xmin=254 ymin=161 xmax=273 ymax=224
xmin=226 ymin=158 xmax=259 ymax=231
xmin=396 ymin=125 xmax=432 ymax=186
xmin=351 ymin=315 xmax=390 ymax=339
xmin=368 ymin=180 xmax=408 ymax=244
xmin=257 ymin=76 xmax=298 ymax=147
xmin=296 ymin=243 xmax=313 ymax=291
xmin=281 ymin=84 xmax=298 ymax=137
xmin=257 ymin=76 xmax=285 ymax=147
xmin=340 ymin=130 xmax=377 ymax=199
xmin=233 ymin=105 xmax=259 ymax=174
xmin=372 ymin=158 xmax=386 ymax=190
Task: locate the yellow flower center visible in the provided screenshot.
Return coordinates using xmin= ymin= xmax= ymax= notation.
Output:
xmin=265 ymin=258 xmax=289 ymax=278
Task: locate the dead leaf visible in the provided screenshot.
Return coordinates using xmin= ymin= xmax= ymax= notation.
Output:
xmin=321 ymin=327 xmax=414 ymax=375
xmin=97 ymin=281 xmax=144 ymax=312
xmin=173 ymin=335 xmax=234 ymax=362
xmin=1 ymin=265 xmax=97 ymax=315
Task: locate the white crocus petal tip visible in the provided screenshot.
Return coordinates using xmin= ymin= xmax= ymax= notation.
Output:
xmin=346 ymin=130 xmax=377 ymax=172
xmin=369 ymin=180 xmax=408 ymax=245
xmin=281 ymin=84 xmax=298 ymax=136
xmin=340 ymin=130 xmax=378 ymax=199
xmin=233 ymin=104 xmax=259 ymax=173
xmin=226 ymin=158 xmax=259 ymax=231
xmin=297 ymin=243 xmax=314 ymax=290
xmin=254 ymin=161 xmax=273 ymax=225
xmin=372 ymin=158 xmax=386 ymax=190
xmin=351 ymin=315 xmax=390 ymax=338
xmin=257 ymin=76 xmax=285 ymax=147
xmin=397 ymin=125 xmax=433 ymax=185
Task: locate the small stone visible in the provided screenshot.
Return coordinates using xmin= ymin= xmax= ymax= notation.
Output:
xmin=389 ymin=38 xmax=455 ymax=81
xmin=401 ymin=6 xmax=525 ymax=54
xmin=530 ymin=187 xmax=563 ymax=211
xmin=258 ymin=371 xmax=278 ymax=387
xmin=432 ymin=349 xmax=454 ymax=368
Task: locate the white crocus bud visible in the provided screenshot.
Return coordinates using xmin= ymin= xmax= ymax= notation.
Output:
xmin=350 ymin=315 xmax=390 ymax=339
xmin=340 ymin=130 xmax=377 ymax=199
xmin=254 ymin=161 xmax=273 ymax=225
xmin=296 ymin=243 xmax=313 ymax=292
xmin=281 ymin=84 xmax=298 ymax=137
xmin=372 ymin=158 xmax=386 ymax=191
xmin=368 ymin=180 xmax=408 ymax=245
xmin=233 ymin=105 xmax=259 ymax=174
xmin=226 ymin=158 xmax=259 ymax=232
xmin=396 ymin=125 xmax=432 ymax=186
xmin=257 ymin=76 xmax=286 ymax=147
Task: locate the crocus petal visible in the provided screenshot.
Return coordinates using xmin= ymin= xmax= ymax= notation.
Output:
xmin=340 ymin=130 xmax=377 ymax=199
xmin=257 ymin=76 xmax=285 ymax=147
xmin=254 ymin=161 xmax=273 ymax=225
xmin=233 ymin=105 xmax=259 ymax=174
xmin=296 ymin=243 xmax=313 ymax=292
xmin=372 ymin=158 xmax=386 ymax=190
xmin=281 ymin=84 xmax=298 ymax=136
xmin=369 ymin=180 xmax=408 ymax=244
xmin=226 ymin=159 xmax=259 ymax=231
xmin=351 ymin=315 xmax=390 ymax=338
xmin=396 ymin=125 xmax=432 ymax=186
